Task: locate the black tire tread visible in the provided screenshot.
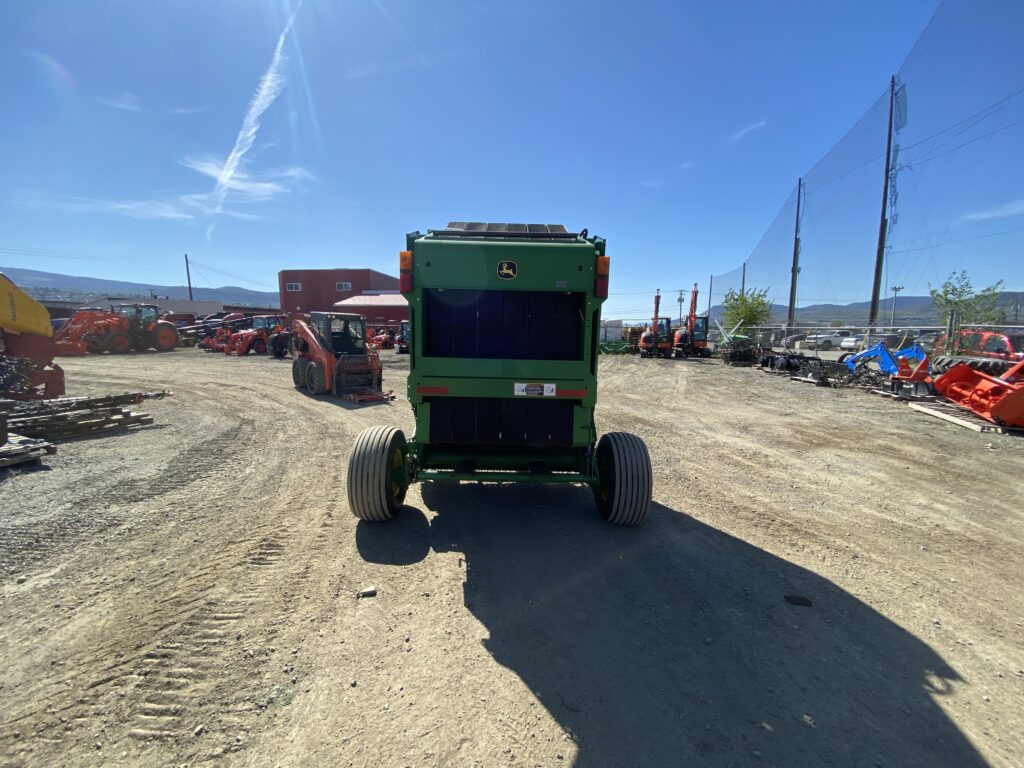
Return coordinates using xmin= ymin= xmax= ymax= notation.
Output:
xmin=307 ymin=362 xmax=326 ymax=394
xmin=599 ymin=432 xmax=652 ymax=526
xmin=292 ymin=358 xmax=308 ymax=389
xmin=348 ymin=425 xmax=405 ymax=522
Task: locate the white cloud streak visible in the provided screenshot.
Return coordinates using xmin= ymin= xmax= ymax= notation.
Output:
xmin=97 ymin=93 xmax=142 ymax=112
xmin=961 ymin=199 xmax=1024 ymax=222
xmin=206 ymin=7 xmax=300 ymax=238
xmin=677 ymin=161 xmax=697 ymax=170
xmin=731 ymin=120 xmax=766 ymax=143
xmin=168 ymin=106 xmax=206 ymax=115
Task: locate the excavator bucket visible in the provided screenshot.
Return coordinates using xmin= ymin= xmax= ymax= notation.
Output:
xmin=934 ymin=359 xmax=1024 ymax=427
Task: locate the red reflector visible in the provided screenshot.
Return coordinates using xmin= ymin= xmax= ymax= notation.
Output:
xmin=400 ymin=273 xmax=414 ymax=292
xmin=594 ymin=277 xmax=609 ymax=298
xmin=557 ymin=388 xmax=588 ymax=398
xmin=416 ymin=386 xmax=449 ymax=395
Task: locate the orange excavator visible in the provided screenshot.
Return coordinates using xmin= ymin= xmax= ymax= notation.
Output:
xmin=673 ymin=283 xmax=711 ymax=358
xmin=290 ymin=312 xmax=393 ymax=403
xmin=638 ymin=289 xmax=674 ymax=358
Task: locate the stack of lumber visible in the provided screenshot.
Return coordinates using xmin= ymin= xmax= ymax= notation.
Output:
xmin=0 ymin=391 xmax=170 ymax=442
xmin=0 ymin=429 xmax=56 ymax=469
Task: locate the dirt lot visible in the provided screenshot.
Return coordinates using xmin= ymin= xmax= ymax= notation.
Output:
xmin=1 ymin=350 xmax=1022 ymax=768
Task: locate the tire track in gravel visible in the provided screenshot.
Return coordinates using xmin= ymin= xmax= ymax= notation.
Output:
xmin=0 ymin=419 xmax=256 ymax=582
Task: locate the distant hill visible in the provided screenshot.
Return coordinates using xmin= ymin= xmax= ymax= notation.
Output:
xmin=700 ymin=292 xmax=1022 ymax=327
xmin=0 ymin=266 xmax=279 ymax=308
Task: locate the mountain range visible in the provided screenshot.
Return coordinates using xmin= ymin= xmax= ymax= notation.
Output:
xmin=5 ymin=266 xmax=1021 ymax=325
xmin=2 ymin=266 xmax=280 ymax=308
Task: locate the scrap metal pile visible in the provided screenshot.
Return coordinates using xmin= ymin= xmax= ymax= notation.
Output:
xmin=719 ymin=339 xmax=759 ymax=366
xmin=759 ymin=350 xmax=887 ymax=388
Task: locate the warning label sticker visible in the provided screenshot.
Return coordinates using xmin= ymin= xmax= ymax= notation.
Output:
xmin=514 ymin=383 xmax=556 ymax=397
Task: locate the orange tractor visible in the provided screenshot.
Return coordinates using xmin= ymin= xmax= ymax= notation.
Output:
xmin=225 ymin=315 xmax=287 ymax=356
xmin=54 ymin=303 xmax=178 ymax=355
xmin=290 ymin=312 xmax=392 ymax=403
xmin=638 ymin=289 xmax=674 ymax=358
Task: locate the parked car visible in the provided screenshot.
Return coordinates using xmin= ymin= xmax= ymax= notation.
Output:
xmin=932 ymin=330 xmax=1024 ymax=361
xmin=840 ymin=332 xmax=908 ymax=351
xmin=840 ymin=334 xmax=866 ymax=350
xmin=805 ymin=330 xmax=855 ymax=350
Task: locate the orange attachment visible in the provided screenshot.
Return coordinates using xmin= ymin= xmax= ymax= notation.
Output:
xmin=934 ymin=359 xmax=1024 ymax=427
xmin=399 ymin=250 xmax=414 ymax=272
xmin=595 ymin=255 xmax=610 ymax=276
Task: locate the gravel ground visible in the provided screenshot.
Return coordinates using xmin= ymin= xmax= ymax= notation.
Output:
xmin=1 ymin=349 xmax=1021 ymax=768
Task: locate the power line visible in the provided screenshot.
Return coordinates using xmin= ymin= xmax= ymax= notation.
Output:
xmin=888 ymin=222 xmax=1024 ymax=254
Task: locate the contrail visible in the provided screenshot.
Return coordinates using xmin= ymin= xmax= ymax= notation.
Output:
xmin=207 ymin=6 xmax=300 ymax=239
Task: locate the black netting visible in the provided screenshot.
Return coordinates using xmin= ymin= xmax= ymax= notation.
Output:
xmin=713 ymin=0 xmax=1024 ymax=329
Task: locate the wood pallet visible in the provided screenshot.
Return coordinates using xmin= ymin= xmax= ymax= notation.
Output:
xmin=0 ymin=433 xmax=57 ymax=469
xmin=7 ymin=407 xmax=154 ymax=440
xmin=790 ymin=375 xmax=835 ymax=387
xmin=908 ymin=400 xmax=1024 ymax=435
xmin=0 ymin=391 xmax=166 ymax=441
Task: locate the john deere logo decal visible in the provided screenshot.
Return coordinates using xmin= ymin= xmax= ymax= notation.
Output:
xmin=497 ymin=260 xmax=518 ymax=280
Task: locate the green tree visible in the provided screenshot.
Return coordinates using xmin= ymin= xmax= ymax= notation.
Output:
xmin=721 ymin=288 xmax=772 ymax=331
xmin=929 ymin=271 xmax=1005 ymax=325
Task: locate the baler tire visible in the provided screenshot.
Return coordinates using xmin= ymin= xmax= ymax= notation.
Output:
xmin=292 ymin=358 xmax=308 ymax=389
xmin=306 ymin=362 xmax=327 ymax=395
xmin=106 ymin=333 xmax=132 ymax=354
xmin=254 ymin=339 xmax=267 ymax=355
xmin=348 ymin=426 xmax=408 ymax=522
xmin=595 ymin=432 xmax=652 ymax=526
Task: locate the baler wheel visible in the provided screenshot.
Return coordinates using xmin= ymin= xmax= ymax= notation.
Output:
xmin=594 ymin=432 xmax=652 ymax=526
xmin=254 ymin=339 xmax=268 ymax=354
xmin=106 ymin=333 xmax=132 ymax=354
xmin=292 ymin=358 xmax=309 ymax=389
xmin=348 ymin=425 xmax=408 ymax=522
xmin=306 ymin=362 xmax=327 ymax=395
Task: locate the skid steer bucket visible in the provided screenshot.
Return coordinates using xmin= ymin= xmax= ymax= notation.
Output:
xmin=935 ymin=359 xmax=1024 ymax=427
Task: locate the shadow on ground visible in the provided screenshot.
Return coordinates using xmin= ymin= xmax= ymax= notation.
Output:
xmin=357 ymin=485 xmax=985 ymax=768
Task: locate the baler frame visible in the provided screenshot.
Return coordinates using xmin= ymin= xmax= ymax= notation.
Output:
xmin=347 ymin=223 xmax=652 ymax=526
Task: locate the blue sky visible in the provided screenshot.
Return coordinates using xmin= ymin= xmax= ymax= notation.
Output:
xmin=8 ymin=0 xmax=1018 ymax=320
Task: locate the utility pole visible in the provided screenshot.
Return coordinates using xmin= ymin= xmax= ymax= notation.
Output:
xmin=868 ymin=75 xmax=897 ymax=328
xmin=740 ymin=262 xmax=746 ymax=296
xmin=889 ymin=284 xmax=904 ymax=328
xmin=184 ymin=253 xmax=194 ymax=301
xmin=677 ymin=290 xmax=684 ymax=326
xmin=707 ymin=274 xmax=713 ymax=317
xmin=787 ymin=178 xmax=803 ymax=331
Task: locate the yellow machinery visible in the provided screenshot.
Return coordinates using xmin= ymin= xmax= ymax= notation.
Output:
xmin=0 ymin=273 xmax=65 ymax=398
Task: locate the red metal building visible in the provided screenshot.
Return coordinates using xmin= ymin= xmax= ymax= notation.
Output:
xmin=277 ymin=268 xmax=398 ymax=314
xmin=333 ymin=294 xmax=408 ymax=327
